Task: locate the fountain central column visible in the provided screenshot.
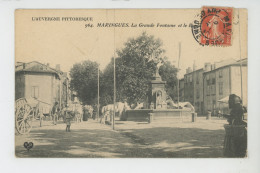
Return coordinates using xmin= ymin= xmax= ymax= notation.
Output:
xmin=148 ymin=66 xmax=167 ymax=109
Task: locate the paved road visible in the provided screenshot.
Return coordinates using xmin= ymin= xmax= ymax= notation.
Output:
xmin=15 ymin=117 xmax=227 ymax=158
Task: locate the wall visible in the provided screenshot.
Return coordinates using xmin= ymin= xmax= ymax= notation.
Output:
xmin=193 ymin=70 xmax=204 ymax=114
xmin=203 ymin=70 xmax=218 ymax=114
xmin=52 ymin=76 xmax=60 ymax=104
xmin=215 ymin=66 xmax=231 ymax=111
xmin=230 ymin=66 xmax=248 ymax=106
xmin=184 ymin=73 xmax=194 ymax=104
xmin=15 ymin=73 xmax=25 ymax=100
xmin=203 ymin=65 xmax=247 ymax=114
xmin=24 ymin=73 xmax=53 ymax=104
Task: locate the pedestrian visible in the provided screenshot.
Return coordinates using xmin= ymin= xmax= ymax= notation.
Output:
xmin=39 ymin=106 xmax=44 ymax=127
xmin=217 ymin=109 xmax=222 ymax=118
xmin=52 ymin=101 xmax=59 ymax=125
xmin=228 ymin=94 xmax=245 ymax=125
xmin=65 ymin=109 xmax=72 ymax=132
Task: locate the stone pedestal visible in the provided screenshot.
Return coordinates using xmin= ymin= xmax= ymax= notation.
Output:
xmin=192 ymin=113 xmax=197 ymax=122
xmin=148 ymin=113 xmax=153 ymax=123
xmin=206 ymin=111 xmax=211 ymax=120
xmin=148 ymin=70 xmax=167 ymax=109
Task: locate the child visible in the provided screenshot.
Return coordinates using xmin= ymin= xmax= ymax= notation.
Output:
xmin=65 ymin=108 xmax=72 ymax=132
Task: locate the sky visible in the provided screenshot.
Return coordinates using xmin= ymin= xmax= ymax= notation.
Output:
xmin=15 ymin=9 xmax=247 ymax=78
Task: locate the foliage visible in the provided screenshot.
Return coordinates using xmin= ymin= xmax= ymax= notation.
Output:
xmin=69 ymin=60 xmax=99 ymax=105
xmin=69 ymin=33 xmax=178 ymax=106
xmin=101 ymin=32 xmax=178 ymax=105
xmin=159 ymin=59 xmax=179 ymax=99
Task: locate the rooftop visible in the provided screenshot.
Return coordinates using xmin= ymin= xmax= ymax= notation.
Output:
xmin=15 ymin=61 xmax=68 ymax=79
xmin=184 ymin=58 xmax=248 ymax=75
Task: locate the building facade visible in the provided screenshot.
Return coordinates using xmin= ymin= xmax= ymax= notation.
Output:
xmin=180 ymin=58 xmax=247 ymax=115
xmin=183 ymin=67 xmax=204 ymax=114
xmin=15 ymin=61 xmax=70 ymax=108
xmin=203 ymin=61 xmax=247 ymax=115
xmin=183 ymin=67 xmax=194 ymax=104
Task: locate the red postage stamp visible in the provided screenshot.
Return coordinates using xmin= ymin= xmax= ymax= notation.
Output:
xmin=200 ymin=7 xmax=233 ymax=46
xmin=192 ymin=6 xmax=233 ymax=46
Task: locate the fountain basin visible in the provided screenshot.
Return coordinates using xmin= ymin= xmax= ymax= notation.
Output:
xmin=124 ymin=109 xmax=192 ymax=122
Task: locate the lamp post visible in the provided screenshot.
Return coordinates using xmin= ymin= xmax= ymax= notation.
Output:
xmin=97 ymin=63 xmax=100 ymax=121
xmin=238 ymin=9 xmax=243 ymax=104
xmin=112 ymin=9 xmax=116 ymax=130
xmin=177 ymin=42 xmax=181 ymax=109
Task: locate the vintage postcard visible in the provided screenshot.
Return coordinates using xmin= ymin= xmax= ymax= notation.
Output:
xmin=15 ymin=8 xmax=248 ymax=158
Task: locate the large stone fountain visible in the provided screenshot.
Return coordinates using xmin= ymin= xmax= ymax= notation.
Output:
xmin=124 ymin=59 xmax=193 ymax=122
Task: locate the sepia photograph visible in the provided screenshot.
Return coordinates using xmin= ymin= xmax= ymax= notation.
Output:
xmin=14 ymin=8 xmax=248 ymax=158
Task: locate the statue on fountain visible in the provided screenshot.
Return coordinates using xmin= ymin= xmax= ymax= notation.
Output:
xmin=152 ymin=57 xmax=164 ymax=81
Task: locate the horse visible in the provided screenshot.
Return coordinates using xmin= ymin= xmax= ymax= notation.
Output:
xmin=134 ymin=102 xmax=144 ymax=109
xmin=58 ymin=103 xmax=83 ymax=123
xmin=102 ymin=104 xmax=114 ymax=122
xmin=100 ymin=102 xmax=130 ymax=123
xmin=83 ymin=105 xmax=93 ymax=119
xmin=72 ymin=103 xmax=83 ymax=123
xmin=34 ymin=101 xmax=62 ymax=126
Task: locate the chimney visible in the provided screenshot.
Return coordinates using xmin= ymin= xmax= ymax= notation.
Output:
xmin=204 ymin=63 xmax=211 ymax=72
xmin=23 ymin=63 xmax=26 ymax=69
xmin=193 ymin=64 xmax=197 ymax=71
xmin=56 ymin=64 xmax=61 ymax=71
xmin=188 ymin=67 xmax=192 ymax=73
xmin=186 ymin=67 xmax=192 ymax=74
xmin=211 ymin=64 xmax=216 ymax=70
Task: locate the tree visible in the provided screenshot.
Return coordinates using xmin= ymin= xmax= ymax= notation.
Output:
xmin=159 ymin=59 xmax=179 ymax=99
xmin=69 ymin=60 xmax=99 ymax=105
xmin=99 ymin=58 xmax=114 ymax=106
xmin=101 ymin=32 xmax=178 ymax=105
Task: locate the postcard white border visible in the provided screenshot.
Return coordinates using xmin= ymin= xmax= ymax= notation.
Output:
xmin=0 ymin=0 xmax=260 ymax=173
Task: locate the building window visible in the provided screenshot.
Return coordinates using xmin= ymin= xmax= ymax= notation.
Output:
xmin=207 ymin=85 xmax=210 ymax=96
xmin=196 ymin=75 xmax=199 ymax=84
xmin=211 ymin=85 xmax=216 ymax=95
xmin=212 ymin=78 xmax=216 ymax=85
xmin=219 ymin=70 xmax=223 ymax=78
xmin=206 ymin=75 xmax=209 ymax=85
xmin=219 ymin=82 xmax=223 ymax=95
xmin=196 ymin=89 xmax=200 ymax=98
xmin=31 ymin=86 xmax=39 ymax=99
xmin=207 ymin=79 xmax=210 ymax=85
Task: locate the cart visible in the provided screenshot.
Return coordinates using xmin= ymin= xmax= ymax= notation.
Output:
xmin=15 ymin=97 xmax=52 ymax=135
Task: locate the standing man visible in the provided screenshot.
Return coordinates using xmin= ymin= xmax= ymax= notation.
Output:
xmin=52 ymin=101 xmax=59 ymax=125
